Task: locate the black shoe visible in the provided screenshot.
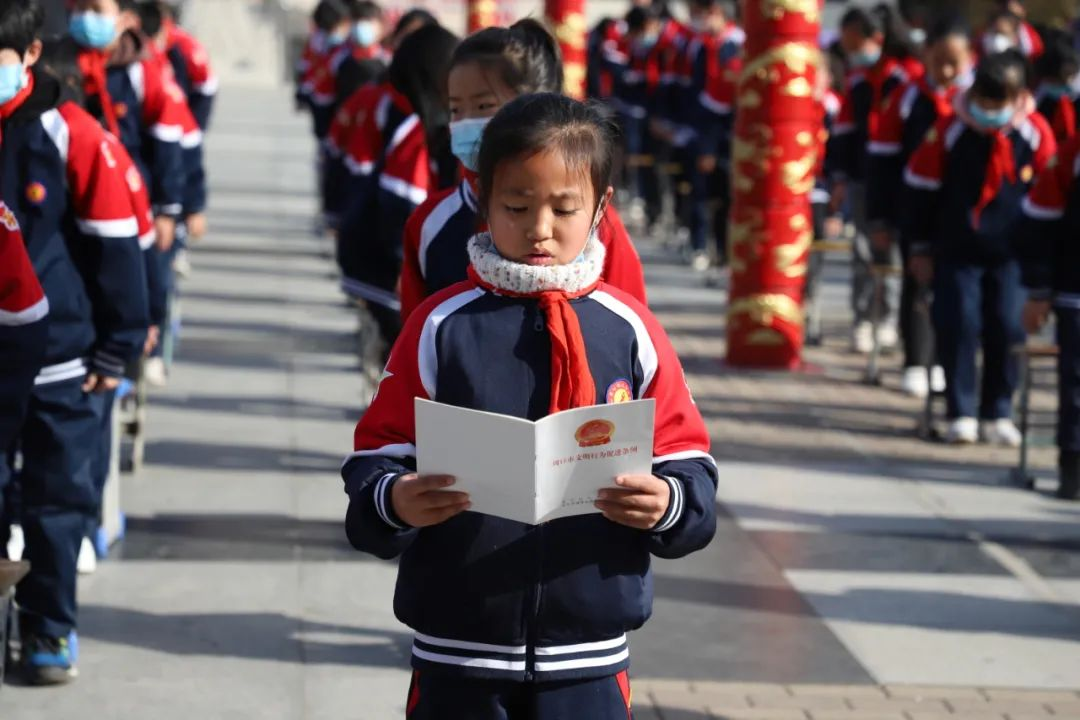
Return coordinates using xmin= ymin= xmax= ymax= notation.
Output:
xmin=20 ymin=632 xmax=77 ymax=686
xmin=1058 ymin=451 xmax=1080 ymax=501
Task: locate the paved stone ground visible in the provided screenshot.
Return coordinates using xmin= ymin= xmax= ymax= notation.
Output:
xmin=2 ymin=85 xmax=1079 ymax=719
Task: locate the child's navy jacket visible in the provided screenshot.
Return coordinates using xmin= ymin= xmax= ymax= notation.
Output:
xmin=0 ymin=70 xmax=147 ymax=383
xmin=1018 ymin=136 xmax=1080 ymax=306
xmin=903 ymin=106 xmax=1056 ymax=264
xmin=342 ymin=273 xmax=717 ymax=683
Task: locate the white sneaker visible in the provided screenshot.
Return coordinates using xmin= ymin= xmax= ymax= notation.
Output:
xmin=946 ymin=417 xmax=979 ymax=444
xmin=930 ymin=365 xmax=946 ymax=393
xmin=851 ymin=322 xmax=874 ymax=354
xmin=876 ymin=324 xmax=899 ymax=350
xmin=690 ymin=251 xmax=711 ymax=273
xmin=144 ymin=357 xmax=167 ymax=387
xmin=172 ymin=249 xmax=191 ymax=279
xmin=77 ymin=537 xmax=97 ymax=575
xmin=901 ymin=366 xmax=930 ymax=399
xmin=6 ymin=524 xmax=24 ymax=561
xmin=981 ymin=418 xmax=1023 ymax=448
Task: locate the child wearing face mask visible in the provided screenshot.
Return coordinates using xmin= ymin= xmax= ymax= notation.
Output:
xmin=1033 ymin=30 xmax=1080 ymax=144
xmin=398 ymin=19 xmax=647 ymax=323
xmin=982 ymin=4 xmax=1044 ymax=62
xmin=297 ymin=0 xmax=353 ymax=139
xmin=903 ymin=51 xmax=1056 ymax=446
xmin=829 ymin=5 xmax=923 ymax=355
xmin=342 ymin=93 xmax=717 ymax=720
xmin=866 ymin=15 xmax=974 ymax=398
xmin=329 ymin=0 xmax=388 ymax=107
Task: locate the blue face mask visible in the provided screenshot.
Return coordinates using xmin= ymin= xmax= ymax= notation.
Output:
xmin=0 ymin=63 xmax=26 ymax=106
xmin=326 ymin=30 xmax=348 ymax=48
xmin=450 ymin=117 xmax=491 ymax=173
xmin=969 ymin=99 xmax=1015 ymax=130
xmin=849 ymin=48 xmax=881 ymax=69
xmin=69 ymin=11 xmax=117 ymax=50
xmin=354 ymin=22 xmax=379 ymax=48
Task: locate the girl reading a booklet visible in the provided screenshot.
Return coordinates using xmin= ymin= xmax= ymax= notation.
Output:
xmin=342 ymin=93 xmax=717 ymax=719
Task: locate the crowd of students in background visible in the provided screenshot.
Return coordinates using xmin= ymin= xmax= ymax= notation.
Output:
xmin=291 ymin=0 xmax=1080 ymax=497
xmin=0 ymin=0 xmax=214 ymax=685
xmin=575 ymin=0 xmax=1080 ymax=499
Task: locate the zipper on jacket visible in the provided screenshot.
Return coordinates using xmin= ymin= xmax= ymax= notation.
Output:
xmin=525 ymin=522 xmax=545 ymax=681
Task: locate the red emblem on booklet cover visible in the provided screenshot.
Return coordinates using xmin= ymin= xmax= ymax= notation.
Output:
xmin=575 ymin=419 xmax=615 ymax=448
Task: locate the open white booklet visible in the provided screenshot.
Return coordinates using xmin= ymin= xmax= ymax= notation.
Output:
xmin=416 ymin=398 xmax=656 ymax=525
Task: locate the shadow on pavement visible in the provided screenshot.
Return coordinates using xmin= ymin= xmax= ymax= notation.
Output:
xmin=77 ymin=607 xmax=411 ymax=667
xmin=145 ymin=439 xmax=342 ymax=474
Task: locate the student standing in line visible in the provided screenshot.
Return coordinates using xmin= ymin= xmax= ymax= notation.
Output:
xmin=904 ymin=51 xmax=1055 ymax=446
xmin=343 ymin=93 xmax=717 ymax=719
xmin=866 ymin=15 xmax=974 ymax=398
xmin=398 ymin=19 xmax=647 ymax=323
xmin=1032 ymin=30 xmax=1080 ymax=145
xmin=1016 ymin=135 xmax=1080 ymax=499
xmin=0 ymin=0 xmax=148 ymax=684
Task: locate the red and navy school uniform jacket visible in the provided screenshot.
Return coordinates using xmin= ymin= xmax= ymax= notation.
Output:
xmin=614 ymin=20 xmax=680 ymax=122
xmin=902 ymin=100 xmax=1056 ymax=264
xmin=586 ymin=19 xmax=625 ymax=100
xmin=812 ymin=90 xmax=842 ymax=209
xmin=337 ymin=89 xmax=434 ymax=310
xmin=1035 ymin=83 xmax=1080 ymax=145
xmin=77 ymin=34 xmax=188 ymax=219
xmin=324 ymin=81 xmax=391 ymax=227
xmin=342 ymin=277 xmax=718 ymax=682
xmin=399 ymin=178 xmax=649 ymax=322
xmin=866 ymin=75 xmax=969 ymax=229
xmin=654 ymin=20 xmax=695 ymax=137
xmin=0 ymin=202 xmax=48 ymax=448
xmin=688 ymin=25 xmax=744 ymax=157
xmin=163 ymin=19 xmax=217 ymax=131
xmin=300 ymin=47 xmax=339 ymax=139
xmin=331 ymin=41 xmax=389 ymax=108
xmin=1017 ymin=136 xmax=1080 ymax=307
xmin=829 ymin=55 xmax=924 ymax=182
xmin=295 ymin=31 xmax=328 ymax=108
xmin=0 ymin=70 xmax=148 ymax=384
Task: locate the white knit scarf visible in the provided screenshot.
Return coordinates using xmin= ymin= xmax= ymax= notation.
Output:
xmin=467 ymin=233 xmax=606 ymax=295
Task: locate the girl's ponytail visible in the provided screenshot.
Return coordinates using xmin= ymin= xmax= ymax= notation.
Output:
xmin=451 ymin=19 xmax=564 ymax=96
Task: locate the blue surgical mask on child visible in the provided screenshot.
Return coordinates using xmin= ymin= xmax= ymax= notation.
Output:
xmin=450 ymin=117 xmax=491 ymax=172
xmin=353 ymin=22 xmax=379 ymax=48
xmin=849 ymin=47 xmax=881 ymax=69
xmin=326 ymin=30 xmax=348 ymax=47
xmin=637 ymin=33 xmax=659 ymax=51
xmin=1041 ymin=83 xmax=1075 ymax=101
xmin=575 ymin=202 xmax=607 ymax=262
xmin=69 ymin=12 xmax=118 ymax=49
xmin=969 ymin=99 xmax=1015 ymax=130
xmin=0 ymin=63 xmax=27 ymax=106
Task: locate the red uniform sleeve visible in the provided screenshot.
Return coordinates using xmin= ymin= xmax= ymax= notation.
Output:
xmin=869 ymin=83 xmax=908 ymax=155
xmin=0 ymin=205 xmax=47 ymax=325
xmin=1024 ymin=139 xmax=1078 ymax=220
xmin=400 ymin=194 xmax=446 ymax=323
xmin=597 ymin=206 xmax=647 ymax=305
xmin=1028 ymin=111 xmax=1058 ymax=175
xmin=106 ymin=133 xmax=156 ymax=249
xmin=380 ymin=119 xmax=431 ymax=205
xmin=138 ymin=58 xmax=187 ymax=143
xmin=177 ymin=32 xmax=217 ymax=94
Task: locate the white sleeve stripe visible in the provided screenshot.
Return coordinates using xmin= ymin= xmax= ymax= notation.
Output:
xmin=588 ymin=291 xmax=659 ymax=396
xmin=193 ymin=75 xmax=219 ymax=95
xmin=379 ymin=174 xmax=428 ymax=205
xmin=77 ymin=217 xmax=140 ymax=238
xmin=652 ymin=476 xmax=684 ymax=533
xmin=341 ymin=444 xmax=417 ymax=469
xmin=388 ymin=114 xmax=421 ymax=154
xmin=903 ymin=167 xmax=942 ymax=191
xmin=374 ymin=473 xmax=406 ymax=529
xmin=151 ymin=124 xmax=185 ymax=143
xmin=345 ymin=156 xmax=375 ymax=176
xmin=128 ymin=62 xmax=145 ymax=103
xmin=1022 ymin=195 xmax=1065 ymax=220
xmin=139 ymin=229 xmax=157 ymax=250
xmin=418 ymin=288 xmax=488 ymax=399
xmin=418 ymin=187 xmax=466 ymax=278
xmin=39 ymin=109 xmax=70 ymax=163
xmin=653 ymin=449 xmax=717 ymax=467
xmin=180 ymin=130 xmax=204 ymax=149
xmin=0 ymin=297 xmax=49 ymax=326
xmin=867 ymin=140 xmax=901 ymax=156
xmin=698 ymin=91 xmax=732 ymax=116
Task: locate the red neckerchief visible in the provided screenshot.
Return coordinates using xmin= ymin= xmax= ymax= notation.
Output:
xmin=972 ymin=129 xmax=1017 ymax=227
xmin=918 ymin=77 xmax=959 ymax=120
xmin=864 ymin=56 xmax=903 ymax=137
xmin=1053 ymin=95 xmax=1077 ymax=144
xmin=77 ymin=48 xmax=120 ymax=137
xmin=467 ymin=266 xmax=599 ymax=414
xmin=0 ymin=70 xmax=34 ymax=122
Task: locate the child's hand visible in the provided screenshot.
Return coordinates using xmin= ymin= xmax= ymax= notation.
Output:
xmin=1023 ymin=299 xmax=1052 ymax=334
xmin=390 ymin=474 xmax=471 ymax=528
xmin=595 ymin=475 xmax=672 ymax=531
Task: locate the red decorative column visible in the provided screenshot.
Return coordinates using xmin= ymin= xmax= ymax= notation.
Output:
xmin=726 ymin=0 xmax=822 ymax=369
xmin=546 ymin=0 xmax=587 ymax=99
xmin=468 ymin=0 xmax=499 ymax=33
